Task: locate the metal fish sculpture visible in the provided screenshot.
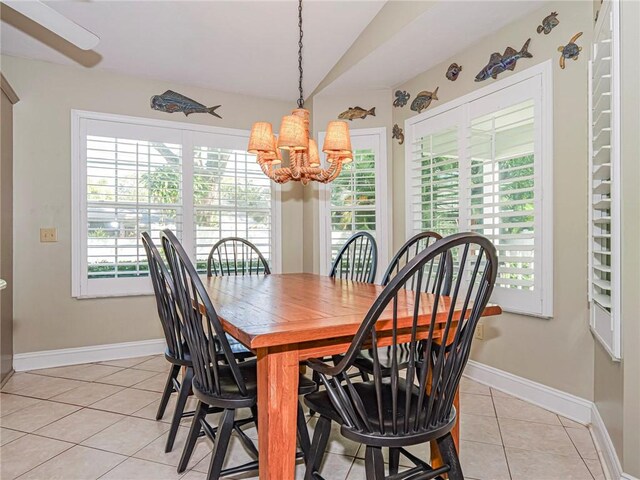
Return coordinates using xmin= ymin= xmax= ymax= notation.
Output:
xmin=393 ymin=90 xmax=410 ymax=108
xmin=338 ymin=106 xmax=376 ymax=121
xmin=151 ymin=90 xmax=222 ymax=118
xmin=558 ymin=32 xmax=583 ymax=69
xmin=410 ymin=87 xmax=439 ymax=113
xmin=446 ymin=63 xmax=463 ymax=81
xmin=475 ymin=38 xmax=533 ymax=82
xmin=392 ymin=124 xmax=404 ymax=145
xmin=537 ymin=12 xmax=559 ymax=35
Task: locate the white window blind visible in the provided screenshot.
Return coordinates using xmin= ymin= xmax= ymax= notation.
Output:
xmin=73 ymin=112 xmax=280 ymax=298
xmin=193 ymin=146 xmax=273 ymax=273
xmin=589 ymin=0 xmax=621 ymax=359
xmin=405 ymin=64 xmax=552 ymax=317
xmin=319 ymin=128 xmax=390 ymax=278
xmin=408 ymin=109 xmax=462 ymax=237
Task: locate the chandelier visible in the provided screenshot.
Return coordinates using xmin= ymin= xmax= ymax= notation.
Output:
xmin=247 ymin=0 xmax=352 ymax=185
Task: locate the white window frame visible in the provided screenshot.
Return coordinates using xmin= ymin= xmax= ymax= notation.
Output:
xmin=71 ymin=110 xmax=282 ymax=299
xmin=318 ymin=127 xmax=391 ymax=281
xmin=588 ymin=0 xmax=621 ymax=360
xmin=405 ymin=61 xmax=554 ymax=318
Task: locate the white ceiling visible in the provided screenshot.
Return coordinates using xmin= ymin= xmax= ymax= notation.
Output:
xmin=318 ymin=0 xmax=546 ymax=95
xmin=0 ymin=0 xmax=386 ymax=101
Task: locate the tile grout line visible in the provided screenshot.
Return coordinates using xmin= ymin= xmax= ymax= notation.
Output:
xmin=490 ymin=387 xmax=514 ymax=480
xmin=563 ymin=423 xmax=598 ymax=480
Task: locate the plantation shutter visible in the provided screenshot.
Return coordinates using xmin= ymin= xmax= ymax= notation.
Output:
xmin=191 ymin=132 xmax=275 ymax=273
xmin=589 ymin=0 xmax=620 ymax=359
xmin=407 ymin=108 xmax=463 ymax=238
xmin=82 ymin=119 xmax=183 ymax=297
xmin=466 ymin=76 xmax=549 ymax=316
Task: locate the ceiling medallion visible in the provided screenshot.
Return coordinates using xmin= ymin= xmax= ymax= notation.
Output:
xmin=247 ymin=0 xmax=352 ymax=185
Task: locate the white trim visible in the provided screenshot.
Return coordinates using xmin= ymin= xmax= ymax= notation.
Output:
xmin=318 ymin=127 xmax=390 ymax=281
xmin=591 ymin=402 xmax=623 ymax=480
xmin=463 ymin=360 xmax=592 ymax=424
xmin=13 ymin=339 xmax=166 ymax=371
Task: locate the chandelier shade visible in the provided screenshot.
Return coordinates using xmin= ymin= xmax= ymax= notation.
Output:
xmin=277 ymin=115 xmax=308 ymax=151
xmin=246 ymin=0 xmax=352 ymax=184
xmin=247 ymin=122 xmax=274 ymax=154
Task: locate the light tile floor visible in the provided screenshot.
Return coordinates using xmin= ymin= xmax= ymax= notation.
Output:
xmin=0 ymin=355 xmax=606 ymax=480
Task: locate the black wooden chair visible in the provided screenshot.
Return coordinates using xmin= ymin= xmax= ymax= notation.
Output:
xmin=141 ymin=232 xmax=194 ymax=453
xmin=353 ymin=231 xmax=453 ymax=377
xmin=161 ymin=229 xmax=316 ymax=480
xmin=303 ymin=232 xmax=498 ymax=480
xmin=329 ymin=231 xmax=378 ymax=283
xmin=207 ymin=237 xmax=271 ymax=277
xmin=206 ymin=237 xmax=271 ymax=361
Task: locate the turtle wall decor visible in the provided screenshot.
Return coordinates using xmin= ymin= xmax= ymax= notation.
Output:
xmin=392 ymin=124 xmax=404 ymax=145
xmin=537 ymin=12 xmax=559 ymax=35
xmin=558 ymin=32 xmax=583 ymax=69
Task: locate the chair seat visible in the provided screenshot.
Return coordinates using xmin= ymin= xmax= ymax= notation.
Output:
xmin=226 ymin=334 xmax=255 ymax=360
xmin=353 ymin=346 xmax=416 ymax=375
xmin=304 ymin=378 xmax=455 ymax=447
xmin=194 ymin=359 xmax=316 ymax=409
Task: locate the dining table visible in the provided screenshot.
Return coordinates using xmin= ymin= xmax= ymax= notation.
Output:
xmin=202 ymin=272 xmax=502 ymax=480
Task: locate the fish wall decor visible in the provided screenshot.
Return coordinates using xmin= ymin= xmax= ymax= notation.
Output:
xmin=151 ymin=90 xmax=222 ymax=118
xmin=537 ymin=12 xmax=559 ymax=34
xmin=338 ymin=106 xmax=376 ymax=121
xmin=410 ymin=87 xmax=439 ymax=113
xmin=475 ymin=38 xmax=533 ymax=82
xmin=392 ymin=124 xmax=404 ymax=145
xmin=558 ymin=32 xmax=583 ymax=69
xmin=446 ymin=63 xmax=463 ymax=81
xmin=393 ymin=90 xmax=410 ymax=108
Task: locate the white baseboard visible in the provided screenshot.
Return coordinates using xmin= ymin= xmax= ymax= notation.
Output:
xmin=464 ymin=360 xmax=638 ymax=480
xmin=464 ymin=359 xmax=593 ymax=424
xmin=591 ymin=402 xmax=624 ymax=480
xmin=13 ymin=339 xmax=166 ymax=371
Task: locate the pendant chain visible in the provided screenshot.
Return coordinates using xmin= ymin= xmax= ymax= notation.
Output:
xmin=297 ymin=0 xmax=304 ymax=108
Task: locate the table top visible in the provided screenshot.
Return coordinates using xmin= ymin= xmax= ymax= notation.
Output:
xmin=203 ymin=273 xmax=502 ymax=350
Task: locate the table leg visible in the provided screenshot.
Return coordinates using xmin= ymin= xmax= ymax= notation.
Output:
xmin=257 ymin=346 xmax=300 ymax=480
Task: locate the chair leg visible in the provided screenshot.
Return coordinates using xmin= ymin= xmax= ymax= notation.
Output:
xmin=304 ymin=415 xmax=331 ymax=480
xmin=297 ymin=401 xmax=311 ymax=463
xmin=178 ymin=400 xmax=206 ymax=473
xmin=389 ymin=447 xmax=400 ymax=475
xmin=436 ymin=433 xmax=463 ymax=480
xmin=364 ymin=446 xmax=385 ymax=480
xmin=165 ymin=366 xmax=193 ymax=453
xmin=207 ymin=408 xmax=235 ymax=480
xmin=359 ymin=369 xmax=370 ymax=382
xmin=156 ymin=364 xmax=180 ymax=420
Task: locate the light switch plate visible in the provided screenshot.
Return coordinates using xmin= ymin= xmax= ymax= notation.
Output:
xmin=40 ymin=227 xmax=57 ymax=243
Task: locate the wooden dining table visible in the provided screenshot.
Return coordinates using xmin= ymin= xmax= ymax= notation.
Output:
xmin=203 ymin=273 xmax=502 ymax=480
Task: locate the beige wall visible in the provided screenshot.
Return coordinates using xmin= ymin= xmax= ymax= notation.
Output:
xmin=593 ymin=0 xmax=640 ymax=476
xmin=2 ymin=55 xmax=303 ymax=354
xmin=305 ymin=90 xmax=392 ymax=274
xmin=391 ymin=1 xmax=595 ymax=400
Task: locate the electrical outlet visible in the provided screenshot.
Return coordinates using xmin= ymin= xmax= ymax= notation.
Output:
xmin=474 ymin=322 xmax=484 ymax=340
xmin=40 ymin=228 xmax=58 ymax=243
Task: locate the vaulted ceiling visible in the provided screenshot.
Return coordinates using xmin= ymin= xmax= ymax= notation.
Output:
xmin=1 ymin=0 xmax=548 ymax=101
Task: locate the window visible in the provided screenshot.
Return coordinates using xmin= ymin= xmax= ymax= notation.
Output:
xmin=589 ymin=0 xmax=621 ymax=359
xmin=406 ymin=62 xmax=553 ymax=317
xmin=319 ymin=127 xmax=390 ymax=279
xmin=72 ymin=112 xmax=281 ymax=298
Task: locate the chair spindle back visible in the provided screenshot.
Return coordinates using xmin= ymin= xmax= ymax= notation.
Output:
xmin=161 ymin=229 xmax=248 ymax=397
xmin=207 ymin=237 xmax=270 ymax=277
xmin=329 ymin=231 xmax=378 ymax=283
xmin=310 ymin=233 xmax=498 ymax=437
